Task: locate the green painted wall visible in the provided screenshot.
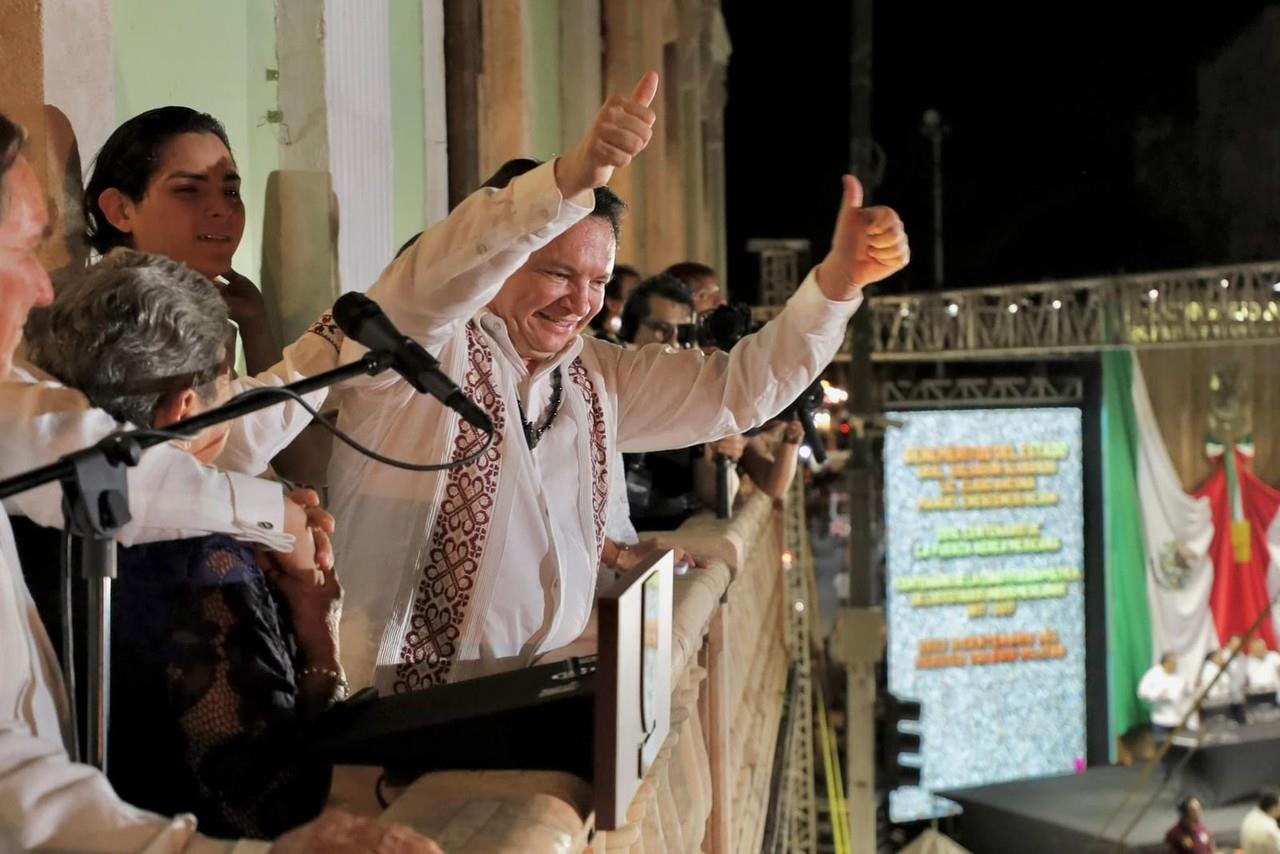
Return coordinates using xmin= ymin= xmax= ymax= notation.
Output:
xmin=527 ymin=0 xmax=562 ymax=161
xmin=112 ymin=0 xmax=280 ymax=284
xmin=389 ymin=0 xmax=427 ymax=249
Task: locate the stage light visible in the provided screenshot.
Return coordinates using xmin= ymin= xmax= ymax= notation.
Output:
xmin=1147 ymin=288 xmax=1159 ymax=301
xmin=839 ymin=422 xmax=852 ymax=435
xmin=1008 ymin=303 xmax=1019 ymax=314
xmin=794 ymin=600 xmax=806 ymax=613
xmin=814 ymin=411 xmax=832 ymax=432
xmin=946 ymin=302 xmax=960 ymax=317
xmin=899 ymin=303 xmax=911 ymax=318
xmin=798 ymin=445 xmax=813 ymax=462
xmin=1272 ymin=282 xmax=1280 ymax=293
xmin=1220 ymin=278 xmax=1230 ymax=289
xmin=822 ymin=380 xmax=849 ymax=406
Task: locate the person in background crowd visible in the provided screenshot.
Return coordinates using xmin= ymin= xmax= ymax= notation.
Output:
xmin=1240 ymin=787 xmax=1280 ymax=854
xmin=1139 ymin=652 xmax=1190 ymax=740
xmin=1197 ymin=649 xmax=1235 ymax=725
xmin=620 ymin=273 xmax=805 ymax=521
xmin=589 ymin=262 xmax=640 ymax=343
xmin=1247 ymin=637 xmax=1280 ymax=697
xmin=618 ymin=274 xmax=741 ymax=527
xmin=1226 ymin=634 xmax=1250 ymax=722
xmin=665 ymin=259 xmax=724 ymax=314
xmin=1164 ymin=796 xmax=1219 ymax=854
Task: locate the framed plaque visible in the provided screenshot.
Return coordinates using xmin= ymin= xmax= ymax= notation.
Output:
xmin=594 ymin=550 xmax=674 ymax=830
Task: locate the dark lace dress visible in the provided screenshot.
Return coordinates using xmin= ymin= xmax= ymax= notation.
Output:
xmin=108 ymin=534 xmax=331 ymax=839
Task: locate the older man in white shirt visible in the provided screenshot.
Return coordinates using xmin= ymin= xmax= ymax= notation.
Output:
xmin=1139 ymin=653 xmax=1191 ymax=738
xmin=0 ymin=111 xmax=439 ymax=853
xmin=328 ymin=71 xmax=911 ymax=692
xmin=1247 ymin=637 xmax=1280 ymax=696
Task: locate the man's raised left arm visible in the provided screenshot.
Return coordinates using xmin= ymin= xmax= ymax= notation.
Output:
xmin=611 ymin=175 xmax=909 ymax=452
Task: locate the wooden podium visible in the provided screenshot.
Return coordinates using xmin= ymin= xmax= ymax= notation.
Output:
xmin=313 ymin=551 xmax=674 ymax=831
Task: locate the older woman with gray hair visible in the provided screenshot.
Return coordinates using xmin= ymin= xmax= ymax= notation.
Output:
xmin=24 ymin=249 xmax=346 ymax=840
xmin=27 ymin=249 xmax=236 ymax=454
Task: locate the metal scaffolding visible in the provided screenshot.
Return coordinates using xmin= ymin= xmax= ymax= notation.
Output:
xmin=779 ymin=473 xmax=818 ymax=854
xmin=868 ymin=260 xmax=1280 ymax=361
xmin=880 ymin=375 xmax=1085 ymax=410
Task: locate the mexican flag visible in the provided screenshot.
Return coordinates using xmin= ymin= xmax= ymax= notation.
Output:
xmin=1105 ymin=350 xmax=1215 ymax=741
xmin=1107 ymin=349 xmax=1280 ymax=743
xmin=1198 ymin=439 xmax=1280 ymax=648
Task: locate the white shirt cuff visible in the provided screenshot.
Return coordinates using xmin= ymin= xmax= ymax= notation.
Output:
xmin=225 ymin=473 xmax=293 ymax=552
xmin=786 ymin=268 xmax=865 ymax=334
xmin=517 ymin=160 xmax=596 ymax=240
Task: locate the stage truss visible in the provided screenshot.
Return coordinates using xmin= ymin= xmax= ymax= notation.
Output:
xmin=776 ymin=472 xmax=819 ymax=854
xmin=869 ymin=260 xmax=1280 ymax=362
xmin=879 ymin=374 xmax=1085 ymax=410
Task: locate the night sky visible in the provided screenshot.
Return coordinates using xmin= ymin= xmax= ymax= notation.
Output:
xmin=723 ymin=3 xmax=1274 ymax=301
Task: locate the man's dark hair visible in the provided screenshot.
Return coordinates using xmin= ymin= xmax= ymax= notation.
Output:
xmin=1260 ymin=788 xmax=1280 ymax=813
xmin=664 ymin=261 xmax=717 ymax=287
xmin=619 ymin=273 xmax=693 ymax=343
xmin=84 ymin=106 xmax=233 ymax=255
xmin=1160 ymin=651 xmax=1176 ymax=667
xmin=480 ymin=158 xmax=626 ymax=241
xmin=0 ymin=112 xmax=27 ymax=218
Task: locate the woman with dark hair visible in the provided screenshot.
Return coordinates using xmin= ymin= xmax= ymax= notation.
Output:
xmin=25 ymin=250 xmax=346 ymax=840
xmin=82 ymin=106 xmax=279 ymax=375
xmin=75 ymin=106 xmax=356 ymax=486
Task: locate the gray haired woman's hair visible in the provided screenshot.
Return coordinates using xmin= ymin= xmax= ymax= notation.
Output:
xmin=25 ymin=249 xmax=229 ymax=427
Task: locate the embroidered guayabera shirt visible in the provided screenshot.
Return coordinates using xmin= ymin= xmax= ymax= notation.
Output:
xmin=328 ymin=161 xmax=863 ymax=693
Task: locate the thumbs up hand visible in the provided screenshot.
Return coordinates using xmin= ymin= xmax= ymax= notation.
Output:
xmin=816 ymin=174 xmax=910 ymax=300
xmin=555 ymin=71 xmax=659 ymax=198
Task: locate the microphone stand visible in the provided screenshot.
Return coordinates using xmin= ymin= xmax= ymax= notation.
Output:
xmin=0 ymin=350 xmax=395 ymax=770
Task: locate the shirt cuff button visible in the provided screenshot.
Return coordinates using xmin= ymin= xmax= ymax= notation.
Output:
xmin=258 ymin=521 xmax=275 ymax=530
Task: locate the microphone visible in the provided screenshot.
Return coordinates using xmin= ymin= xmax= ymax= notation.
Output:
xmin=333 ymin=292 xmax=493 ymax=433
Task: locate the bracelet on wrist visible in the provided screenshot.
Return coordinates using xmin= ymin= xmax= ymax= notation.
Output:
xmin=299 ymin=665 xmax=349 ymax=700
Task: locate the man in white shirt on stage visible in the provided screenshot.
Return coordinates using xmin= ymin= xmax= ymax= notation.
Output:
xmin=1139 ymin=652 xmax=1191 ymax=739
xmin=327 ymin=70 xmax=911 ymax=692
xmin=1197 ymin=649 xmax=1236 ymax=724
xmin=1247 ymin=637 xmax=1280 ymax=697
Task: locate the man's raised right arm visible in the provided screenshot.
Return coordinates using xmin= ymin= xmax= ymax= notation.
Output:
xmin=352 ymin=72 xmax=660 ymax=360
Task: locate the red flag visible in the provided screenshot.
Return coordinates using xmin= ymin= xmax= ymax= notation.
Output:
xmin=1198 ymin=449 xmax=1280 ymax=648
